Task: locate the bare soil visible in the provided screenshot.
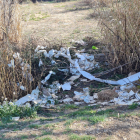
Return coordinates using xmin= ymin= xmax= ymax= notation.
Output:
xmin=21 ymin=1 xmax=101 ymax=45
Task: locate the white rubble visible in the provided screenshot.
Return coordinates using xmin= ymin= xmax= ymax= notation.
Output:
xmin=8 ymin=59 xmax=15 ymax=68
xmin=63 ymin=98 xmax=73 ymax=104
xmin=39 ymin=59 xmax=43 ymax=67
xmin=14 ymin=45 xmax=140 ymax=108
xmin=12 ymin=117 xmax=20 ymax=121
xmin=62 ymin=82 xmax=71 ymax=91
xmin=41 ymin=71 xmax=56 ymax=84
xmin=93 ymin=93 xmax=98 ymax=100
xmin=15 ymin=87 xmax=40 ymax=106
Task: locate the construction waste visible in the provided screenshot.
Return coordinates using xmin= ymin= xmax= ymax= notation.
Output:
xmin=5 ymin=42 xmax=140 ymax=108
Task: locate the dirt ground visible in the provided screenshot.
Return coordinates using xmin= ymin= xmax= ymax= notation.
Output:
xmin=21 ymin=0 xmax=101 ymax=45
xmin=1 ymin=105 xmax=140 ymax=140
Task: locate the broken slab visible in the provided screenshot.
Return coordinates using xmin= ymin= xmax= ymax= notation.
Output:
xmin=63 ymin=98 xmax=73 ymax=104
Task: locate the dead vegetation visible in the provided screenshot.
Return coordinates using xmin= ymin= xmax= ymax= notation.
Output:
xmin=98 ymin=0 xmax=140 ymax=73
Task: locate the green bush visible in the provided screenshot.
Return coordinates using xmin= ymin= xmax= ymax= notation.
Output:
xmin=0 ymin=101 xmax=38 ymax=123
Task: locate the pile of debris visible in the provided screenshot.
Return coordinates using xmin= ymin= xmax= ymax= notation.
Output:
xmin=5 ymin=41 xmax=140 ymax=108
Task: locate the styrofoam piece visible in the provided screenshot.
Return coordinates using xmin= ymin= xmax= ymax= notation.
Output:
xmin=68 ymin=75 xmax=81 ymax=82
xmin=101 ymin=102 xmax=108 ymax=106
xmin=118 ymin=90 xmax=135 ymax=101
xmin=135 ymin=92 xmax=140 ymax=100
xmin=58 ymin=69 xmax=69 ymax=73
xmin=67 ymin=47 xmax=71 ymax=59
xmin=41 ymin=71 xmax=56 ymax=84
xmin=39 ymin=59 xmax=43 ymax=67
xmin=74 ymin=91 xmax=84 ymax=96
xmin=47 ymin=98 xmax=55 ymax=105
xmin=114 ymin=98 xmax=138 ymax=105
xmin=35 ymin=45 xmax=47 ymax=52
xmin=13 ymin=52 xmax=22 ymax=62
xmin=63 ymin=98 xmax=73 ymax=104
xmin=120 ymin=83 xmax=134 ymax=91
xmin=48 ymin=49 xmax=57 ymax=58
xmin=75 ymin=59 xmax=140 ymax=85
xmin=20 ymin=85 xmax=26 ymax=91
xmin=15 ymin=94 xmax=34 ymax=106
xmin=84 ymin=95 xmax=93 ymax=103
xmin=74 ymin=102 xmax=84 ymax=105
xmin=117 ymin=72 xmax=140 ymax=85
xmin=12 ymin=117 xmax=20 ymax=121
xmin=83 ymin=87 xmax=90 ymax=95
xmin=72 ymin=40 xmax=87 ymax=46
xmin=129 ymin=90 xmax=135 ymax=96
xmin=25 ymin=103 xmax=31 ymax=108
xmin=37 ymin=50 xmax=46 ymax=53
xmin=76 ymin=53 xmax=86 ymax=61
xmin=93 ymin=93 xmax=98 ymax=99
xmin=31 ymin=87 xmax=40 ymax=100
xmin=62 ymin=82 xmax=71 ymax=91
xmin=44 ymin=51 xmax=49 ymax=57
xmin=51 ymin=60 xmax=56 ymax=65
xmin=80 ymin=79 xmax=88 ymax=82
xmin=8 ymin=59 xmax=15 ymax=68
xmin=15 ymin=87 xmax=40 ymax=106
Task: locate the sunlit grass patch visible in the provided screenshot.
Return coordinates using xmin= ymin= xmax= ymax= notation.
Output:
xmin=69 ymin=134 xmax=96 ymax=140
xmin=60 ymin=104 xmax=79 ymax=111
xmin=42 ymin=130 xmax=53 ymax=136
xmin=28 ymin=124 xmax=41 ymax=129
xmin=29 ymin=12 xmax=50 ymax=21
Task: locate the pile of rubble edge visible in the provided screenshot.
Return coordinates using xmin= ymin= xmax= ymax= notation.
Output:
xmin=5 ymin=41 xmax=140 ymax=108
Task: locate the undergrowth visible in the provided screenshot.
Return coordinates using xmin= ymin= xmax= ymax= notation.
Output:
xmin=0 ymin=101 xmax=38 ymax=123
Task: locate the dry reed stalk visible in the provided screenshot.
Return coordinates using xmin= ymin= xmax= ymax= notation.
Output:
xmin=0 ymin=0 xmax=22 ymax=44
xmin=98 ymin=0 xmax=140 ymax=73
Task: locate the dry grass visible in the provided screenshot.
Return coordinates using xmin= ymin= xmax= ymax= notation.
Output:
xmin=98 ymin=0 xmax=140 ymax=73
xmin=0 ymin=0 xmax=22 ymax=44
xmin=98 ymin=89 xmax=118 ymax=101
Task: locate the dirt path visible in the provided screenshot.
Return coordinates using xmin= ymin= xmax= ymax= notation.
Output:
xmin=21 ymin=1 xmax=101 ymax=44
xmin=1 ymin=105 xmax=140 ymax=140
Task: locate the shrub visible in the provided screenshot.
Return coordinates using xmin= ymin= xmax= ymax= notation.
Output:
xmin=98 ymin=0 xmax=140 ymax=73
xmin=0 ymin=101 xmax=38 ymax=123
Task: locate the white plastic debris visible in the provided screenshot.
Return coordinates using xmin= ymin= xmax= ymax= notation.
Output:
xmin=93 ymin=93 xmax=98 ymax=100
xmin=37 ymin=50 xmax=47 ymax=53
xmin=80 ymin=79 xmax=88 ymax=82
xmin=83 ymin=87 xmax=90 ymax=96
xmin=75 ymin=59 xmax=140 ymax=85
xmin=44 ymin=51 xmax=49 ymax=57
xmin=58 ymin=69 xmax=69 ymax=73
xmin=62 ymin=82 xmax=71 ymax=91
xmin=20 ymin=85 xmax=26 ymax=91
xmin=72 ymin=39 xmax=87 ymax=46
xmin=120 ymin=83 xmax=134 ymax=91
xmin=13 ymin=52 xmax=22 ymax=62
xmin=84 ymin=95 xmax=94 ymax=103
xmin=12 ymin=117 xmax=20 ymax=121
xmin=15 ymin=87 xmax=40 ymax=106
xmin=25 ymin=103 xmax=31 ymax=108
xmin=35 ymin=45 xmax=47 ymax=52
xmin=74 ymin=91 xmax=84 ymax=96
xmin=49 ymin=49 xmax=57 ymax=58
xmin=41 ymin=71 xmax=56 ymax=84
xmin=135 ymin=92 xmax=140 ymax=100
xmin=63 ymin=98 xmax=73 ymax=104
xmin=39 ymin=59 xmax=43 ymax=67
xmin=101 ymin=102 xmax=108 ymax=106
xmin=74 ymin=102 xmax=84 ymax=105
xmin=8 ymin=59 xmax=15 ymax=68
